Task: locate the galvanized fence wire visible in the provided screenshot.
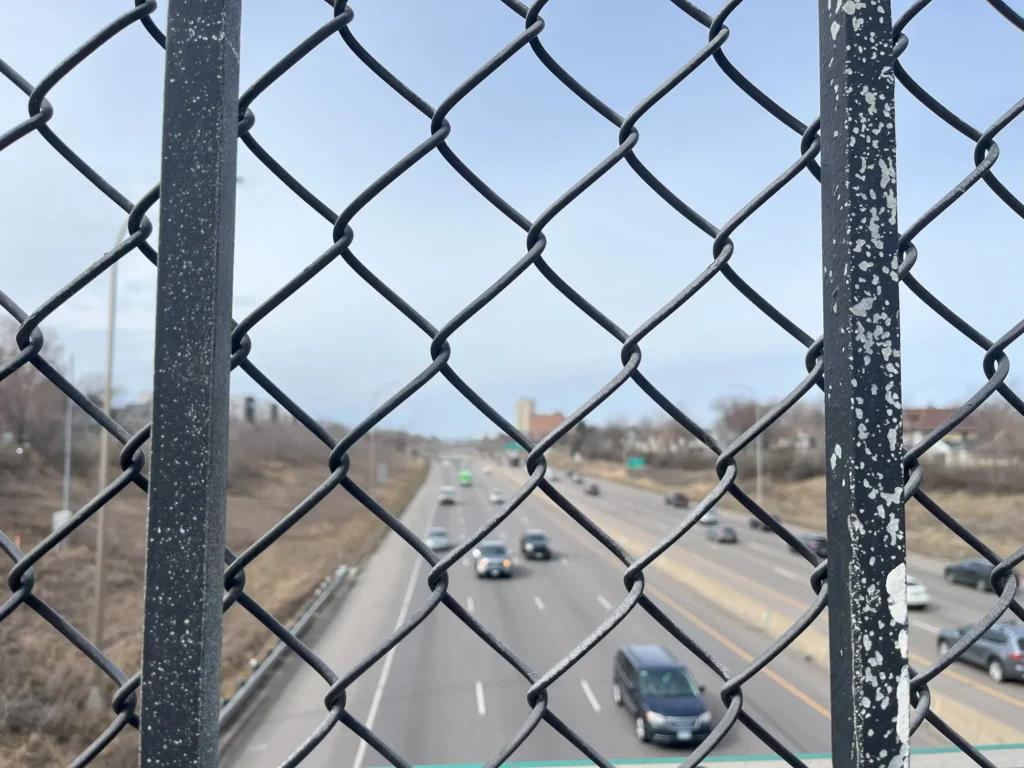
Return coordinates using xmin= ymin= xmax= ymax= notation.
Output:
xmin=0 ymin=1 xmax=1020 ymax=766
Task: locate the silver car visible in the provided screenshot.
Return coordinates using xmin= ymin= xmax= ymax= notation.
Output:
xmin=937 ymin=623 xmax=1024 ymax=682
xmin=424 ymin=526 xmax=452 ymax=551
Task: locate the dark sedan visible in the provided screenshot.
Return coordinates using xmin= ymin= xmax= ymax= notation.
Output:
xmin=943 ymin=558 xmax=994 ymax=591
xmin=748 ymin=515 xmax=777 ymax=531
xmin=791 ymin=533 xmax=828 ymax=558
xmin=520 ymin=529 xmax=552 ymax=560
xmin=706 ymin=524 xmax=738 ymax=544
xmin=937 ymin=623 xmax=1024 ymax=682
xmin=664 ymin=492 xmax=689 ymax=509
xmin=585 ymin=482 xmax=600 ymax=496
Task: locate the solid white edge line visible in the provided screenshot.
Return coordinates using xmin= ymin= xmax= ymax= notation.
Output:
xmin=911 ymin=619 xmax=939 ymax=634
xmin=596 ymin=595 xmax=613 ymax=611
xmin=773 ymin=566 xmax=801 ymax=581
xmin=352 ymin=514 xmax=433 ymax=768
xmin=534 ymin=595 xmax=545 ymax=611
xmin=467 ymin=596 xmax=475 ymax=614
xmin=580 ymin=679 xmax=602 ymax=712
xmin=476 ymin=681 xmax=486 ymax=716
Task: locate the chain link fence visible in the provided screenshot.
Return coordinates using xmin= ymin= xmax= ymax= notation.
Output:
xmin=1 ymin=0 xmax=1022 ymax=766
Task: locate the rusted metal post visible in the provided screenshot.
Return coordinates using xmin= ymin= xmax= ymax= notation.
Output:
xmin=138 ymin=0 xmax=241 ymax=765
xmin=817 ymin=1 xmax=908 ymax=766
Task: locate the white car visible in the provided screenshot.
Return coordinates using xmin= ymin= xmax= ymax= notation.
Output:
xmin=489 ymin=488 xmax=504 ymax=504
xmin=482 ymin=466 xmax=491 ymax=475
xmin=698 ymin=510 xmax=720 ymax=526
xmin=425 ymin=526 xmax=452 ymax=551
xmin=907 ymin=575 xmax=931 ymax=609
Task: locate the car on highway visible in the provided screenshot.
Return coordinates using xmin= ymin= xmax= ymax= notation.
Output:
xmin=906 ymin=574 xmax=931 ymax=609
xmin=697 ymin=510 xmax=719 ymax=526
xmin=489 ymin=488 xmax=505 ymax=504
xmin=936 ymin=623 xmax=1024 ymax=682
xmin=424 ymin=526 xmax=452 ymax=551
xmin=438 ymin=486 xmax=457 ymax=505
xmin=475 ymin=540 xmax=513 ymax=579
xmin=459 ymin=469 xmax=473 ymax=487
xmin=748 ymin=514 xmax=777 ymax=531
xmin=584 ymin=482 xmax=600 ymax=496
xmin=482 ymin=466 xmax=491 ymax=475
xmin=791 ymin=533 xmax=828 ymax=558
xmin=548 ymin=471 xmax=561 ymax=482
xmin=706 ymin=524 xmax=738 ymax=544
xmin=664 ymin=492 xmax=689 ymax=509
xmin=943 ymin=558 xmax=994 ymax=591
xmin=569 ymin=471 xmax=583 ymax=484
xmin=612 ymin=644 xmax=712 ymax=744
xmin=520 ymin=529 xmax=552 ymax=560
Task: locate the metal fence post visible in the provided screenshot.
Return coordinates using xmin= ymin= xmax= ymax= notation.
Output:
xmin=818 ymin=1 xmax=908 ymax=766
xmin=138 ymin=0 xmax=242 ymax=765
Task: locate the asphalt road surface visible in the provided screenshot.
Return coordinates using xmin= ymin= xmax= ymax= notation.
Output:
xmin=222 ymin=458 xmax=1021 ymax=767
xmin=542 ymin=465 xmax=1024 ymax=743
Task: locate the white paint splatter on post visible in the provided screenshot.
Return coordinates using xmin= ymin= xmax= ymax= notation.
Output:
xmin=817 ymin=0 xmax=908 ymax=766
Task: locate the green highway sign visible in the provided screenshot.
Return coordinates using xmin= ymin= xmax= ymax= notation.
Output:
xmin=506 ymin=442 xmax=521 ymax=452
xmin=626 ymin=456 xmax=646 ymax=469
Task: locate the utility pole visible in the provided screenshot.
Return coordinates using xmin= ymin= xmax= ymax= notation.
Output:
xmin=62 ymin=355 xmax=74 ymax=511
xmin=91 ymin=217 xmax=127 ymax=654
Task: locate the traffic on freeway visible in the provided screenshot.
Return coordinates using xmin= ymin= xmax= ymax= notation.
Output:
xmin=219 ymin=455 xmax=1024 ymax=767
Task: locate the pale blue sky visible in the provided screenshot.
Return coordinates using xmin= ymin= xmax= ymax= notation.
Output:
xmin=1 ymin=0 xmax=1021 ymax=438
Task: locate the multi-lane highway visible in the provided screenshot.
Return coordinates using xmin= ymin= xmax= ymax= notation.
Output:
xmin=222 ymin=458 xmax=1021 ymax=767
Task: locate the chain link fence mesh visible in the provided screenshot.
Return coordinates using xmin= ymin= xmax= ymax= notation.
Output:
xmin=1 ymin=0 xmax=1022 ymax=766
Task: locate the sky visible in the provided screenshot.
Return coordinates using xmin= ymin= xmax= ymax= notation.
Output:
xmin=1 ymin=0 xmax=1021 ymax=439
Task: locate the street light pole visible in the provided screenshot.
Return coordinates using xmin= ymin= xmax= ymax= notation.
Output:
xmin=91 ymin=217 xmax=128 ymax=653
xmin=367 ymin=382 xmax=401 ymax=490
xmin=733 ymin=383 xmax=763 ymax=508
xmin=62 ymin=355 xmax=74 ymax=513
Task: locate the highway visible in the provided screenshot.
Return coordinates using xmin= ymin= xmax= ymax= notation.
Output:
xmin=544 ymin=467 xmax=1024 ymax=744
xmin=221 ymin=458 xmax=1020 ymax=767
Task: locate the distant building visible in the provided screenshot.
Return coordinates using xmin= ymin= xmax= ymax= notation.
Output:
xmin=515 ymin=398 xmax=565 ymax=442
xmin=904 ymin=407 xmax=976 ymax=466
xmin=230 ymin=395 xmax=287 ymax=425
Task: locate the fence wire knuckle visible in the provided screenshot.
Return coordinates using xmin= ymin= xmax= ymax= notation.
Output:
xmin=1 ymin=0 xmax=1022 ymax=765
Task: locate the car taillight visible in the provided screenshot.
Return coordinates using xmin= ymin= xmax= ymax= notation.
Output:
xmin=1010 ymin=652 xmax=1023 ymax=662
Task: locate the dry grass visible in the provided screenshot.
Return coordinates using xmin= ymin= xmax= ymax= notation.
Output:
xmin=0 ymin=448 xmax=427 ymax=768
xmin=556 ymin=455 xmax=1024 ymax=562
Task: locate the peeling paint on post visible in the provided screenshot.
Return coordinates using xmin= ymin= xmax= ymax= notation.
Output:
xmin=139 ymin=0 xmax=241 ymax=766
xmin=817 ymin=1 xmax=908 ymax=767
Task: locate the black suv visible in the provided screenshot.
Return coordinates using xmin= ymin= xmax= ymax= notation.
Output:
xmin=612 ymin=644 xmax=712 ymax=744
xmin=520 ymin=529 xmax=551 ymax=560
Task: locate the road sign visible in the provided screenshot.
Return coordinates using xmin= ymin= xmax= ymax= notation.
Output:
xmin=626 ymin=456 xmax=646 ymax=469
xmin=505 ymin=442 xmax=520 ymax=452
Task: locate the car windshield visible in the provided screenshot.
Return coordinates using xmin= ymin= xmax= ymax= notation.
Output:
xmin=638 ymin=668 xmax=699 ymax=697
xmin=907 ymin=576 xmax=922 ymax=587
xmin=428 ymin=528 xmax=447 ymax=537
xmin=439 ymin=487 xmax=455 ymax=495
xmin=480 ymin=544 xmax=506 ymax=557
xmin=1015 ymin=637 xmax=1024 ymax=653
xmin=524 ymin=533 xmax=547 ymax=543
